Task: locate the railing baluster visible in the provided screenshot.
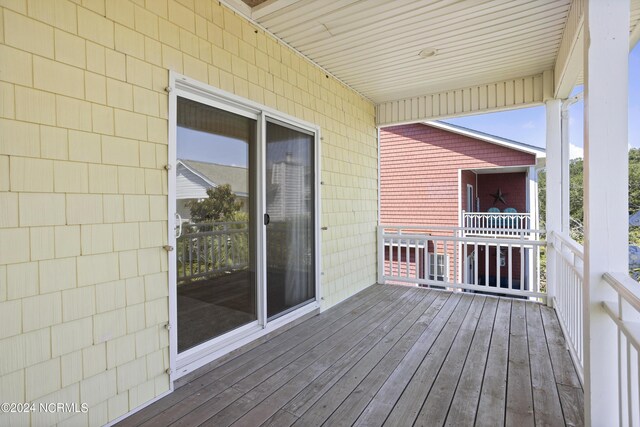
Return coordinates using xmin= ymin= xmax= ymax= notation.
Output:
xmin=520 ymin=243 xmax=525 ymax=292
xmin=463 ymin=240 xmax=468 ymax=285
xmin=474 ymin=243 xmax=478 ymax=286
xmin=444 ymin=239 xmax=448 ymax=282
xmin=496 ymin=243 xmax=501 ymax=289
xmin=453 ymin=237 xmax=458 ymax=285
xmin=415 ymin=238 xmax=420 ymax=280
xmin=405 ymin=239 xmax=409 ymax=278
xmin=485 ymin=242 xmax=489 ymax=287
xmin=508 ymin=244 xmax=512 ymax=290
xmin=626 ymin=339 xmax=631 ymax=427
xmin=389 ymin=237 xmax=394 ymax=276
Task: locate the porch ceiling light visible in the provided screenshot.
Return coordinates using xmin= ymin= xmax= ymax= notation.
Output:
xmin=418 ymin=48 xmax=438 ymax=58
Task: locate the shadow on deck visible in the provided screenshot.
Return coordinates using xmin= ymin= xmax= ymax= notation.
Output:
xmin=118 ymin=284 xmax=584 ymax=427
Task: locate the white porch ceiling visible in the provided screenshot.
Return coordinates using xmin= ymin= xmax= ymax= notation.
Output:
xmin=248 ymin=0 xmax=572 ymax=104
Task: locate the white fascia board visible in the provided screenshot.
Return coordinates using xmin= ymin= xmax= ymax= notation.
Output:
xmin=220 ymin=0 xmax=252 ymax=19
xmin=252 ymin=0 xmax=300 ymax=20
xmin=422 ymin=120 xmax=546 ymax=158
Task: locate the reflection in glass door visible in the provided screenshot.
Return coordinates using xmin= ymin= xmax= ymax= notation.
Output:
xmin=175 ymin=97 xmax=257 ymax=353
xmin=265 ymin=120 xmax=315 ymax=319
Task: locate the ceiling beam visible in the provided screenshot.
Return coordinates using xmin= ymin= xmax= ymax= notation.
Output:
xmin=376 ymin=71 xmax=553 ymax=127
xmin=554 ymin=0 xmax=584 ymax=99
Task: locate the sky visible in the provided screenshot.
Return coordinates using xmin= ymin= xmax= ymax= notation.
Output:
xmin=444 ymin=43 xmax=640 ymax=159
xmin=178 ymin=126 xmax=248 ymax=167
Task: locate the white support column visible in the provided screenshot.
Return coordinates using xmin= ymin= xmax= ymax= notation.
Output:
xmin=560 ymin=106 xmax=571 ymax=233
xmin=528 ymin=166 xmax=538 ymax=293
xmin=561 ymin=93 xmax=584 ymax=234
xmin=545 ymin=99 xmax=562 ymax=307
xmin=583 ymin=0 xmax=630 ymax=425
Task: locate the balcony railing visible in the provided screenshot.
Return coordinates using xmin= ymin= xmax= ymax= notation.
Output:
xmin=602 ymin=272 xmax=640 ymax=425
xmin=378 ymin=224 xmax=546 ymax=301
xmin=462 ymin=210 xmax=533 ymax=237
xmin=549 ymin=231 xmax=640 ymax=425
xmin=549 ymin=231 xmax=584 ymax=382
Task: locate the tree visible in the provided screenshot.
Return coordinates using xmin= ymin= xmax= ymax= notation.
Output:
xmin=186 ymin=184 xmax=242 ymax=223
xmin=538 ymin=149 xmax=640 ymax=245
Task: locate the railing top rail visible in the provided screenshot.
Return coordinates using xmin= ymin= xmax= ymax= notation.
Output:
xmin=381 ymin=232 xmax=546 ymax=246
xmin=603 ymin=272 xmax=640 ymax=313
xmin=379 ymin=224 xmax=545 ymax=234
xmin=462 ymin=211 xmax=531 ymax=216
xmin=187 ymin=221 xmax=248 ymax=227
xmin=181 ymin=228 xmax=248 ymax=238
xmin=551 ymin=231 xmax=584 ymax=255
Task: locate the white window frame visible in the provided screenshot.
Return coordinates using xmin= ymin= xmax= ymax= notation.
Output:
xmin=167 ymin=71 xmax=322 ymax=381
xmin=429 ymin=253 xmax=448 ymax=282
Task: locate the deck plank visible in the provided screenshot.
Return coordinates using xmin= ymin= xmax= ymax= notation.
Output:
xmin=229 ymin=289 xmax=432 ymax=427
xmin=526 ymin=303 xmax=566 ymax=426
xmin=539 ymin=305 xmax=582 ymax=388
xmin=475 ymin=297 xmax=512 ymax=426
xmin=299 ymin=292 xmax=452 ymax=427
xmin=444 ymin=296 xmax=499 ymax=427
xmin=259 ymin=409 xmax=299 ymax=427
xmin=118 ymin=286 xmax=582 ymax=427
xmin=139 ymin=286 xmax=394 ymax=427
xmin=505 ymin=299 xmax=535 ymax=426
xmin=383 ymin=294 xmax=478 ymax=426
xmin=557 ymin=383 xmax=585 ymax=427
xmin=352 ymin=293 xmax=465 ymax=427
xmin=122 ymin=284 xmax=387 ymax=427
xmin=413 ymin=295 xmax=487 ymax=426
xmin=279 ymin=290 xmax=443 ymax=426
xmin=177 ymin=287 xmax=414 ymax=426
xmin=539 ymin=305 xmax=584 ymax=426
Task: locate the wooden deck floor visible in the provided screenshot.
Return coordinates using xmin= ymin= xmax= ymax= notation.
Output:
xmin=118 ymin=285 xmax=584 ymax=427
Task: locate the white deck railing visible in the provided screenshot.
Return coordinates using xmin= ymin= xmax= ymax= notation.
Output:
xmin=550 ymin=231 xmax=585 ymax=383
xmin=602 ymin=272 xmax=640 ymax=426
xmin=378 ymin=225 xmax=546 ymax=300
xmin=462 ymin=211 xmax=532 ymax=237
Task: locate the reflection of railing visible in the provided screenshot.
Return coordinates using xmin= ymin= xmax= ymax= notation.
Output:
xmin=177 ymin=221 xmax=248 ymax=283
xmin=602 ymin=272 xmax=640 ymax=424
xmin=550 ymin=231 xmax=584 ymax=382
xmin=462 ymin=211 xmax=532 ymax=236
xmin=378 ymin=224 xmax=545 ymax=300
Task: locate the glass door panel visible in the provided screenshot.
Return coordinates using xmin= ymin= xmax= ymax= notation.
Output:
xmin=175 ymin=97 xmax=257 ymax=353
xmin=265 ymin=120 xmax=315 ymax=319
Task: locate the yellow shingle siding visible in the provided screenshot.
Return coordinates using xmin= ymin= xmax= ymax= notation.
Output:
xmin=0 ymin=0 xmax=376 ymax=424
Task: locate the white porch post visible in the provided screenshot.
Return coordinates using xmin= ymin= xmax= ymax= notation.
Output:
xmin=583 ymin=0 xmax=630 ymax=425
xmin=545 ymin=99 xmax=562 ymax=307
xmin=560 ymin=104 xmax=571 ymax=233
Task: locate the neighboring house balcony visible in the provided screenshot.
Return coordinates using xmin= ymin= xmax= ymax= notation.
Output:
xmin=461 ymin=210 xmax=534 ymax=237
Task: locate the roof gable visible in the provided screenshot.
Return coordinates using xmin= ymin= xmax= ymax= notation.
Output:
xmin=424 ymin=121 xmax=545 ymax=158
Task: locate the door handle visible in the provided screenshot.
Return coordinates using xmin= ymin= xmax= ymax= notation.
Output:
xmin=264 ymin=213 xmax=270 ymax=225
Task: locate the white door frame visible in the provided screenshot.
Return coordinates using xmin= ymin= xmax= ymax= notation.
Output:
xmin=167 ymin=72 xmax=322 ymax=381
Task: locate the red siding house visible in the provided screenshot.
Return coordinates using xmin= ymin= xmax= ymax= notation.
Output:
xmin=380 ymin=121 xmax=545 ymax=292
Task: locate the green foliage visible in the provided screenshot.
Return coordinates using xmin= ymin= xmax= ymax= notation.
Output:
xmin=186 ymin=184 xmax=243 ymax=223
xmin=538 ymin=148 xmax=640 ymax=246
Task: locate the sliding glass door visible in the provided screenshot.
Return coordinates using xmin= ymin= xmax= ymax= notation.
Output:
xmin=175 ymin=97 xmax=257 ymax=353
xmin=265 ymin=120 xmax=316 ymax=319
xmin=170 ymin=77 xmax=319 ymax=372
